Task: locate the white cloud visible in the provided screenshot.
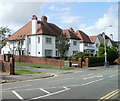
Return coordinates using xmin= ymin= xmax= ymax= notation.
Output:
xmin=0 ymin=2 xmax=44 ymax=35
xmin=49 ymin=5 xmax=71 ymax=12
xmin=78 ymin=5 xmax=118 ymax=41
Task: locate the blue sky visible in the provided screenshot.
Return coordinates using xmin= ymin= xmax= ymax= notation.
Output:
xmin=41 ymin=2 xmax=117 ymax=27
xmin=0 ymin=1 xmax=118 ymax=40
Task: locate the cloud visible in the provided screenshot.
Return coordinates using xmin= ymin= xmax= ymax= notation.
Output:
xmin=78 ymin=5 xmax=118 ymax=40
xmin=49 ymin=5 xmax=71 ymax=12
xmin=0 ymin=2 xmax=44 ymax=35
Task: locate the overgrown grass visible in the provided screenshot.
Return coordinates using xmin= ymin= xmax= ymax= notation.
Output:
xmin=15 ymin=62 xmax=74 ymax=70
xmin=15 ymin=69 xmax=41 ymax=74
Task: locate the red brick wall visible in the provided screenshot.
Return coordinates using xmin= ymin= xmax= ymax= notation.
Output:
xmin=0 ymin=54 xmax=3 ymax=60
xmin=2 ymin=62 xmax=11 ymax=73
xmin=14 ymin=55 xmax=65 ymax=66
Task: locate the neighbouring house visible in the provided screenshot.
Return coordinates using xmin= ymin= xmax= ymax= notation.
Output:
xmin=63 ymin=28 xmax=80 ymax=57
xmin=75 ymin=30 xmax=95 ymax=56
xmin=1 ymin=15 xmax=80 ymax=57
xmin=89 ymin=33 xmax=118 ymax=56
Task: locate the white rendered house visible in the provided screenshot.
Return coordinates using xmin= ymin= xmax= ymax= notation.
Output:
xmin=1 ymin=15 xmax=80 ymax=57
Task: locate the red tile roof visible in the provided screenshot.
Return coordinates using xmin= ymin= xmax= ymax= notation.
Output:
xmin=89 ymin=35 xmax=97 ymax=43
xmin=75 ymin=30 xmax=92 ymax=43
xmin=8 ymin=20 xmax=62 ymax=41
xmin=63 ymin=28 xmax=80 ymax=40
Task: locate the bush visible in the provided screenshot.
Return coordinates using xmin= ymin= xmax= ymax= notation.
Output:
xmin=74 ymin=52 xmax=89 ymax=61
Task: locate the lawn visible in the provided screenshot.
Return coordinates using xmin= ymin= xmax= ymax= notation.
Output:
xmin=15 ymin=62 xmax=74 ymax=70
xmin=15 ymin=69 xmax=41 ymax=74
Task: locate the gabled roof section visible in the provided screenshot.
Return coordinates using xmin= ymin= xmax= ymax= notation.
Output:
xmin=8 ymin=20 xmax=62 ymax=41
xmin=89 ymin=35 xmax=97 ymax=43
xmin=8 ymin=21 xmax=32 ymax=40
xmin=63 ymin=28 xmax=80 ymax=40
xmin=75 ymin=30 xmax=92 ymax=43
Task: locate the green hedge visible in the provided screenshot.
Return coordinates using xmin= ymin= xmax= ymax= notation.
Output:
xmin=89 ymin=56 xmax=104 ymax=66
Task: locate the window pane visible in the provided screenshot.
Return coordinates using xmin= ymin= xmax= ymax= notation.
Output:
xmin=73 ymin=41 xmax=77 ymax=45
xmin=38 ymin=37 xmax=40 ymax=43
xmin=45 ymin=50 xmax=52 ymax=56
xmin=46 ymin=37 xmax=52 ymax=44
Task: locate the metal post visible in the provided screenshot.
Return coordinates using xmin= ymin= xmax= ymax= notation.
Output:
xmin=102 ymin=32 xmax=107 ymax=66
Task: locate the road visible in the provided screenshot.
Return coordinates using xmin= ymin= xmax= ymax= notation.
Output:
xmin=1 ymin=65 xmax=120 ymax=100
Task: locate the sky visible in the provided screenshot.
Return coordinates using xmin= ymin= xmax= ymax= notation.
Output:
xmin=0 ymin=1 xmax=119 ymax=41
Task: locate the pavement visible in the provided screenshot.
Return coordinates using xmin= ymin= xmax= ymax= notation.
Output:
xmin=1 ymin=73 xmax=55 ymax=84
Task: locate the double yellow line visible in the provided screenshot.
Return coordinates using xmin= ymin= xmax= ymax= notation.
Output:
xmin=98 ymin=89 xmax=120 ymax=101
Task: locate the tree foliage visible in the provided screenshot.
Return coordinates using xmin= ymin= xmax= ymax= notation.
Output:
xmin=56 ymin=32 xmax=70 ymax=58
xmin=0 ymin=26 xmax=11 ymax=53
xmin=97 ymin=42 xmax=119 ymax=62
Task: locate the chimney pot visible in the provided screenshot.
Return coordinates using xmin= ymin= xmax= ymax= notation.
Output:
xmin=41 ymin=16 xmax=47 ymax=23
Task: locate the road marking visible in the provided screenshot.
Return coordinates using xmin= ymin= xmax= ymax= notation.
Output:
xmin=40 ymin=88 xmax=50 ymax=94
xmin=109 ymin=73 xmax=120 ymax=78
xmin=98 ymin=89 xmax=120 ymax=101
xmin=31 ymin=87 xmax=70 ymax=100
xmin=12 ymin=90 xmax=23 ymax=100
xmin=48 ymin=78 xmax=72 ymax=83
xmin=2 ymin=85 xmax=31 ymax=90
xmin=83 ymin=75 xmax=102 ymax=80
xmin=81 ymin=78 xmax=103 ymax=86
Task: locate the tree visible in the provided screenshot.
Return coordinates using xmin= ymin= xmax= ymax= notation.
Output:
xmin=97 ymin=42 xmax=119 ymax=62
xmin=56 ymin=32 xmax=70 ymax=58
xmin=0 ymin=26 xmax=11 ymax=53
xmin=97 ymin=42 xmax=105 ymax=57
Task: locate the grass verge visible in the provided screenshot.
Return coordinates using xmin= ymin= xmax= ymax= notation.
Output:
xmin=15 ymin=69 xmax=41 ymax=74
xmin=15 ymin=62 xmax=74 ymax=70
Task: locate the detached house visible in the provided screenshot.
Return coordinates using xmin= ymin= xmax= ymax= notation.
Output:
xmin=75 ymin=30 xmax=95 ymax=56
xmin=63 ymin=28 xmax=80 ymax=56
xmin=1 ymin=15 xmax=80 ymax=57
xmin=89 ymin=34 xmax=118 ymax=56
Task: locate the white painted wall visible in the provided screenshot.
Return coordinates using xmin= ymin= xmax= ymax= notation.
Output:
xmin=79 ymin=43 xmax=84 ymax=52
xmin=26 ymin=35 xmax=56 ymax=57
xmin=65 ymin=39 xmax=79 ymax=57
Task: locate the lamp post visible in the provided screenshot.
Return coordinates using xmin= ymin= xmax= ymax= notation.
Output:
xmin=102 ymin=25 xmax=112 ymax=67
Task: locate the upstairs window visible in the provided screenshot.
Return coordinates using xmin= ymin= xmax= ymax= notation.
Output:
xmin=38 ymin=37 xmax=40 ymax=43
xmin=46 ymin=37 xmax=52 ymax=44
xmin=28 ymin=37 xmax=31 ymax=44
xmin=73 ymin=41 xmax=77 ymax=45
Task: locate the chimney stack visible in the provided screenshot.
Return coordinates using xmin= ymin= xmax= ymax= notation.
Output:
xmin=41 ymin=16 xmax=47 ymax=23
xmin=110 ymin=34 xmax=113 ymax=40
xmin=32 ymin=15 xmax=37 ymax=34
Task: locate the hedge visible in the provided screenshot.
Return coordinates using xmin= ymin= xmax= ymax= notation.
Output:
xmin=89 ymin=56 xmax=104 ymax=66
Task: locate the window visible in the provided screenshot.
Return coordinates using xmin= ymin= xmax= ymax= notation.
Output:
xmin=73 ymin=41 xmax=77 ymax=45
xmin=73 ymin=51 xmax=78 ymax=55
xmin=45 ymin=50 xmax=52 ymax=56
xmin=85 ymin=43 xmax=88 ymax=46
xmin=96 ymin=43 xmax=99 ymax=47
xmin=46 ymin=37 xmax=52 ymax=44
xmin=38 ymin=52 xmax=40 ymax=54
xmin=28 ymin=37 xmax=31 ymax=44
xmin=38 ymin=37 xmax=40 ymax=43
